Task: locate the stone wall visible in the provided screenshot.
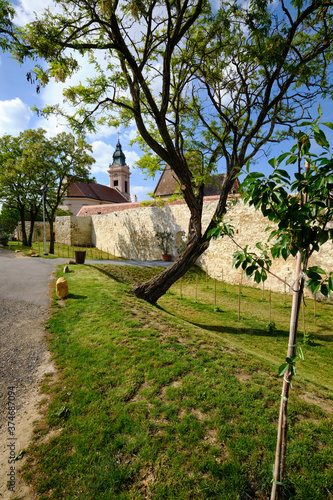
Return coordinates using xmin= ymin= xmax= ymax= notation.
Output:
xmin=55 ymin=216 xmax=92 ymax=247
xmin=15 ymin=222 xmax=51 ymax=242
xmin=54 ymin=198 xmax=333 ymax=297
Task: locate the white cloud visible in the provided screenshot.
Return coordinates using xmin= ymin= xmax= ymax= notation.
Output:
xmin=90 ymin=141 xmax=115 ymax=174
xmin=124 ymin=150 xmax=140 ymax=169
xmin=123 ymin=127 xmax=138 ymax=142
xmin=90 ymin=141 xmax=141 ymax=174
xmin=131 ymin=185 xmax=154 ymax=194
xmin=14 ymin=0 xmax=60 ymax=25
xmin=35 ymin=113 xmax=70 ymax=137
xmin=0 ymin=98 xmax=32 ymax=135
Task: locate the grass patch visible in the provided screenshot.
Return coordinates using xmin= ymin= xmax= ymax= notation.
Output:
xmin=6 ymin=240 xmax=123 ymax=260
xmin=23 ymin=264 xmax=333 ymax=499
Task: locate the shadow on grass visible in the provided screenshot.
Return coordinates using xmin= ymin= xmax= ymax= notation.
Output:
xmin=89 ymin=263 xmax=162 ymax=286
xmin=157 ymin=304 xmax=290 ymax=339
xmin=189 ymin=321 xmax=290 ymax=339
xmin=89 ymin=264 xmax=124 ymax=284
xmin=67 ymin=293 xmax=88 ymax=300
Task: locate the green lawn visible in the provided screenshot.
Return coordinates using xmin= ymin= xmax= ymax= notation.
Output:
xmin=7 ymin=240 xmax=122 ymax=260
xmin=22 ymin=264 xmax=333 ymax=499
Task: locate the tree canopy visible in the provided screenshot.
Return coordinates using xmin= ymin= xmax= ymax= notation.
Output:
xmin=0 ymin=129 xmax=94 ymax=249
xmin=13 ymin=0 xmax=333 ymax=301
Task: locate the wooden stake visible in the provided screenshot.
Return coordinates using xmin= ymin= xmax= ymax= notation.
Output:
xmin=284 ymin=277 xmax=286 ymax=306
xmin=314 ymin=293 xmax=317 ymax=318
xmin=195 ymin=275 xmax=198 ymax=302
xmin=302 ymin=298 xmax=306 ymax=337
xmin=238 ymin=279 xmax=241 ymax=321
xmin=180 ymin=279 xmax=182 ymax=299
xmin=269 ymin=289 xmax=272 ymax=323
xmin=271 ymin=251 xmax=303 ymax=500
xmin=214 ymin=278 xmax=217 ymax=306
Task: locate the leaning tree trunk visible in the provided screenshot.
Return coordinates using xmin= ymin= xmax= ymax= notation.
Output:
xmin=131 ymin=166 xmax=238 ymax=304
xmin=131 ymin=235 xmax=210 ymax=303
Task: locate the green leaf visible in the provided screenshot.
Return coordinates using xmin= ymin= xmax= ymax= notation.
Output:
xmin=308 ymin=266 xmax=326 ymax=275
xmin=314 ymin=129 xmax=329 ymax=149
xmin=297 ymin=343 xmax=304 ymax=361
xmin=321 ymin=283 xmax=329 ymax=297
xmin=278 ymin=363 xmax=288 ymax=377
xmin=254 ymin=270 xmax=261 ymax=283
xmin=277 ymin=152 xmax=291 ymax=163
xmin=322 ymin=121 xmax=333 ymax=131
xmin=328 ymin=276 xmax=333 ymax=291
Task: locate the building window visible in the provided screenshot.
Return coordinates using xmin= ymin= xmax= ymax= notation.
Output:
xmin=114 ymin=180 xmax=118 ymax=187
xmin=125 ymin=181 xmax=128 ymax=193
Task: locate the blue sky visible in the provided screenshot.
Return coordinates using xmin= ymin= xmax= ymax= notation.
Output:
xmin=0 ymin=0 xmax=158 ymax=201
xmin=1 ymin=0 xmax=333 ymax=205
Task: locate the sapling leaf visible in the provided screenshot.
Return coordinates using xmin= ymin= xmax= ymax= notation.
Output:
xmin=309 ymin=266 xmax=326 ymax=274
xmin=328 ymin=276 xmax=333 ymax=291
xmin=314 ymin=129 xmax=330 ymax=149
xmin=306 ymin=270 xmax=323 ymax=281
xmin=322 ymin=121 xmax=333 ymax=130
xmin=297 ymin=343 xmax=304 ymax=361
xmin=278 ymin=363 xmax=288 ymax=376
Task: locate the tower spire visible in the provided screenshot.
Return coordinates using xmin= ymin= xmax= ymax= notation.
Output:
xmin=107 ymin=140 xmax=131 ymax=201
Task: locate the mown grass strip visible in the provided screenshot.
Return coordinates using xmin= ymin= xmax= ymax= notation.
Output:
xmin=22 ymin=264 xmax=333 ymax=499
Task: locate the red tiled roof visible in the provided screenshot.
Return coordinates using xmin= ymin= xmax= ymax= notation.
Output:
xmin=68 ymin=181 xmax=128 ymax=203
xmin=76 ymin=194 xmax=241 ymax=216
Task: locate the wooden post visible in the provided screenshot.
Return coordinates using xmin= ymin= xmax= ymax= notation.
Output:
xmin=269 ymin=289 xmax=272 ymax=323
xmin=314 ymin=293 xmax=317 ymax=318
xmin=302 ymin=298 xmax=306 ymax=337
xmin=238 ymin=279 xmax=241 ymax=321
xmin=284 ymin=278 xmax=286 ymax=306
xmin=214 ymin=278 xmax=217 ymax=306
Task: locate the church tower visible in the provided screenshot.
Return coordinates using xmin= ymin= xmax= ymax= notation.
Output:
xmin=107 ymin=141 xmax=131 ymax=202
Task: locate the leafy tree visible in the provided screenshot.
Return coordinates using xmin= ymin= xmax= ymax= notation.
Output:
xmin=0 ymin=204 xmax=20 ymax=235
xmin=210 ymin=113 xmax=333 ymax=499
xmin=0 ymin=129 xmax=49 ymax=246
xmin=0 ymin=129 xmax=94 ymax=250
xmin=16 ymin=0 xmax=333 ymax=302
xmin=40 ymin=132 xmax=95 ymax=254
xmin=0 ymin=0 xmax=16 ymax=51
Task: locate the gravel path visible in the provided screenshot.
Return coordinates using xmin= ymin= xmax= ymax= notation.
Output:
xmin=0 ymin=248 xmax=59 ymax=499
xmin=0 ymin=249 xmax=171 ymax=498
